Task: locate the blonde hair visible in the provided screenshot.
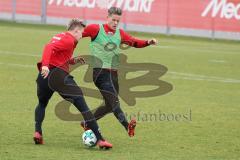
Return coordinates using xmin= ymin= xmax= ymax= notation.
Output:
xmin=67 ymin=18 xmax=85 ymax=31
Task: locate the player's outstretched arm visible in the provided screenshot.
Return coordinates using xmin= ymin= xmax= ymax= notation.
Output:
xmin=82 ymin=24 xmax=100 ymax=40
xmin=147 ymin=38 xmax=158 ymax=45
xmin=121 ymin=30 xmax=158 ymax=48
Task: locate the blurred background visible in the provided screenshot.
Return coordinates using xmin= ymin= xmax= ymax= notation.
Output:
xmin=1 ymin=0 xmax=240 ymax=40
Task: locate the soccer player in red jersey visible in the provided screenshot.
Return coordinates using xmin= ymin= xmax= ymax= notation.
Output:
xmin=81 ymin=7 xmax=158 ymax=137
xmin=34 ymin=18 xmax=112 ymax=149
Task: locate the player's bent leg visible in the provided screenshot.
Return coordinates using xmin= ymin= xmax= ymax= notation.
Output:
xmin=80 ymin=104 xmax=112 ymax=131
xmin=64 ymin=96 xmax=113 ymax=149
xmin=93 ymin=69 xmax=130 ymax=133
xmin=92 ymin=69 xmax=113 ymax=121
xmin=34 ymin=72 xmax=54 ymax=145
xmin=92 ymin=104 xmax=112 ymax=121
xmin=57 ymin=74 xmax=112 ymax=148
xmin=100 ymin=85 xmax=129 ymax=131
xmin=110 ymin=71 xmax=137 ymax=137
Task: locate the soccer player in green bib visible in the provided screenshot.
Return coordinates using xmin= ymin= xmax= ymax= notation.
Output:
xmin=82 ymin=7 xmax=158 ymax=137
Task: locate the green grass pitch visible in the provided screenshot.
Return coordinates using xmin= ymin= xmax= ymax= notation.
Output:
xmin=0 ymin=21 xmax=239 ymax=160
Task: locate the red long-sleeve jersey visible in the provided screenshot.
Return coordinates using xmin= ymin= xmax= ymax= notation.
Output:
xmin=37 ymin=32 xmax=77 ymax=72
xmin=82 ymin=24 xmax=149 ymax=48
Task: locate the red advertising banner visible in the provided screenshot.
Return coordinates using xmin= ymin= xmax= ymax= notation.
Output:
xmin=168 ymin=0 xmax=240 ymax=32
xmin=1 ymin=0 xmax=240 ymax=32
xmin=15 ymin=0 xmax=42 ymax=15
xmin=0 ymin=0 xmax=12 ymax=12
xmin=47 ymin=0 xmax=167 ymax=26
xmin=46 ymin=0 xmax=240 ymax=32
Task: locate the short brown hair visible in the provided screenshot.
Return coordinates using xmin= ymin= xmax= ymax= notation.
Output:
xmin=67 ymin=18 xmax=86 ymax=31
xmin=108 ymin=7 xmax=122 ymax=16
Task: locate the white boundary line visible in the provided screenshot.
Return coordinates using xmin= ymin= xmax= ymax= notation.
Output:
xmin=209 ymin=60 xmax=226 ymax=63
xmin=0 ymin=61 xmax=239 ymax=84
xmin=152 ymin=45 xmax=240 ymax=54
xmin=168 ymin=71 xmax=240 ymax=83
xmin=0 ymin=62 xmax=35 ymax=68
xmin=0 ymin=50 xmax=40 ymax=57
xmin=0 ymin=50 xmax=239 ymax=84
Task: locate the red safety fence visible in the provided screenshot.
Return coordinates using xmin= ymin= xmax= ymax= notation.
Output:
xmin=0 ymin=0 xmax=12 ymax=12
xmin=1 ymin=0 xmax=240 ymax=35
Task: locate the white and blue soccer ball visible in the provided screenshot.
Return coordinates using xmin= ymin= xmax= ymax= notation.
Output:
xmin=82 ymin=130 xmax=97 ymax=147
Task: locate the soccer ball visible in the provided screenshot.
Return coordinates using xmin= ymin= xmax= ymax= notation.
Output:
xmin=82 ymin=130 xmax=97 ymax=147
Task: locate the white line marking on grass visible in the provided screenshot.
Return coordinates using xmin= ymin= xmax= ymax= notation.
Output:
xmin=0 ymin=62 xmax=35 ymax=68
xmin=0 ymin=50 xmax=40 ymax=57
xmin=151 ymin=45 xmax=171 ymax=48
xmin=209 ymin=60 xmax=226 ymax=63
xmin=168 ymin=71 xmax=240 ymax=83
xmin=0 ymin=62 xmax=239 ymax=84
xmin=152 ymin=45 xmax=239 ymax=54
xmin=0 ymin=49 xmax=240 ymax=83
